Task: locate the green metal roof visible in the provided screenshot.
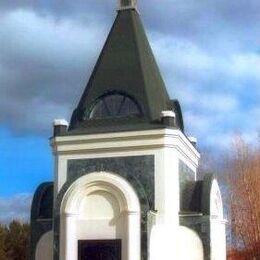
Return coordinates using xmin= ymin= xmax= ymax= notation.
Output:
xmin=69 ymin=8 xmax=182 ymax=133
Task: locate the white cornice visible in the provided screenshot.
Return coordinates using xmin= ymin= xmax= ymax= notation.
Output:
xmin=50 ymin=129 xmax=200 ymax=166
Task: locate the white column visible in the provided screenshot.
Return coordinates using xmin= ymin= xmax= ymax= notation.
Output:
xmin=63 ymin=213 xmax=77 ymax=260
xmin=127 ymin=211 xmax=141 ymax=260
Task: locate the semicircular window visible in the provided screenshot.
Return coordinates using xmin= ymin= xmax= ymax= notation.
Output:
xmin=90 ymin=93 xmax=142 ymax=119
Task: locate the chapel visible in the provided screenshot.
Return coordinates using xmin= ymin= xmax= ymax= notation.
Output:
xmin=30 ymin=1 xmax=226 ymax=259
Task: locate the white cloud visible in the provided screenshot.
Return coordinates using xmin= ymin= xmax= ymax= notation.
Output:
xmin=151 ymin=35 xmax=212 ymax=71
xmin=0 ymin=10 xmax=109 ymax=133
xmin=182 ymin=90 xmax=238 ymax=114
xmin=0 ymin=193 xmax=32 ymax=224
xmin=229 ymin=53 xmax=260 ymax=80
xmin=0 ymin=3 xmax=259 ymax=150
xmin=21 ymin=98 xmax=72 ymax=133
xmin=147 ymin=32 xmax=260 ymax=149
xmin=184 ymin=112 xmax=213 ymax=136
xmin=0 ymin=10 xmax=106 ymax=69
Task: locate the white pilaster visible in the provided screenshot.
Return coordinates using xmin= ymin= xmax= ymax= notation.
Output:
xmin=127 ymin=211 xmax=141 ymax=260
xmin=63 ymin=213 xmax=77 ymax=260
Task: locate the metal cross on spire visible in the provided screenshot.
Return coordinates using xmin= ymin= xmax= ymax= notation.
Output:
xmin=119 ymin=0 xmax=137 ymax=9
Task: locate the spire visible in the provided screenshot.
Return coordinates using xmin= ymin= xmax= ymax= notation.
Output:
xmin=69 ymin=8 xmax=184 ymax=134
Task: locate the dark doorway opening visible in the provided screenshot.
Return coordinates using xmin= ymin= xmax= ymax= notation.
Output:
xmin=78 ymin=239 xmax=122 ymax=260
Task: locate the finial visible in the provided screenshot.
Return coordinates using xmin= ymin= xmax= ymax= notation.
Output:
xmin=119 ymin=0 xmax=137 ymax=10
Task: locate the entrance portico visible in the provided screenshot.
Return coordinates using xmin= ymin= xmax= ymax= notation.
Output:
xmin=60 ymin=172 xmax=141 ymax=260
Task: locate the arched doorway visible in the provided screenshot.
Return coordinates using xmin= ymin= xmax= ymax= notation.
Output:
xmin=60 ymin=172 xmax=141 ymax=260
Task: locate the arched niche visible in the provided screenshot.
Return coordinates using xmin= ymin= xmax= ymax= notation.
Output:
xmin=60 ymin=172 xmax=141 ymax=260
xmin=210 ymin=179 xmax=226 ymax=260
xmin=210 ymin=179 xmax=224 ymax=219
xmin=35 ymin=231 xmax=53 ymax=260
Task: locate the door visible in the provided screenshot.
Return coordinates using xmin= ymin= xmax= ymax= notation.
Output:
xmin=78 ymin=240 xmax=121 ymax=260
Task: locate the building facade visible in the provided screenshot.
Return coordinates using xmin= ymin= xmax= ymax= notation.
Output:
xmin=31 ymin=1 xmax=226 ymax=259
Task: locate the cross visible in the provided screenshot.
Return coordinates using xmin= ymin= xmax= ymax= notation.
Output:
xmin=119 ymin=0 xmax=137 ymax=8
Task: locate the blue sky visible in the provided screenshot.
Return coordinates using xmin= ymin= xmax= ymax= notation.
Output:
xmin=0 ymin=0 xmax=259 ymax=222
xmin=0 ymin=126 xmax=52 ymax=196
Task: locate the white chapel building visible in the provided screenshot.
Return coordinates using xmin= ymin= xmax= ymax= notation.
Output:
xmin=30 ymin=0 xmax=226 ymax=259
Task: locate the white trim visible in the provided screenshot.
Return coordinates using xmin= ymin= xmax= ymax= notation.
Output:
xmin=188 ymin=136 xmax=197 ymax=144
xmin=51 ymin=129 xmax=200 ymax=168
xmin=160 ymin=110 xmax=176 ymax=118
xmin=117 ymin=6 xmax=136 ymax=11
xmin=61 ymin=172 xmax=140 ymax=214
xmin=53 ymin=119 xmax=69 ymax=127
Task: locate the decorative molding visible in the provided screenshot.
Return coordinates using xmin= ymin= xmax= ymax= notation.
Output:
xmin=51 ymin=129 xmax=200 ymax=168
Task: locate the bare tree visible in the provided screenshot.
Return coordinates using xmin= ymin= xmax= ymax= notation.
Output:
xmin=227 ymin=137 xmax=260 ymax=259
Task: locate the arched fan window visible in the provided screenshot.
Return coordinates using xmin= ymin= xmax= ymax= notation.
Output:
xmin=89 ymin=93 xmax=142 ymax=119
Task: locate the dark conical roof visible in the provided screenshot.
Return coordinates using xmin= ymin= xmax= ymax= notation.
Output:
xmin=69 ymin=8 xmax=183 ymax=134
